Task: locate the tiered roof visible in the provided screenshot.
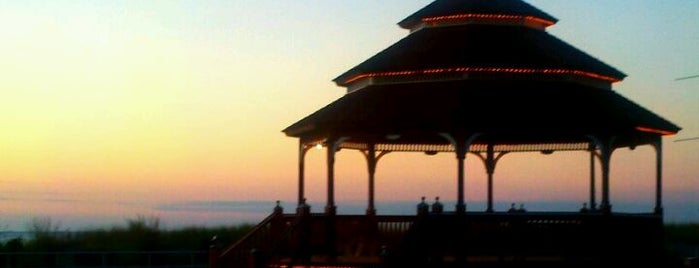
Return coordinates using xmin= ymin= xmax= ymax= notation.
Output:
xmin=334 ymin=25 xmax=626 ymax=91
xmin=283 ymin=0 xmax=680 ymax=151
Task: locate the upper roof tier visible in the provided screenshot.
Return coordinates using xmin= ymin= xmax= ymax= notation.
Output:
xmin=333 ymin=24 xmax=627 ymax=90
xmin=334 ymin=0 xmax=626 ymax=91
xmin=398 ymin=0 xmax=558 ymax=31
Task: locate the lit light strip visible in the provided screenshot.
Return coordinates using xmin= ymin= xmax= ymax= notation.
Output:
xmin=422 ymin=14 xmax=555 ymax=27
xmin=636 ymin=126 xmax=677 ymax=136
xmin=343 ymin=67 xmax=622 ymax=85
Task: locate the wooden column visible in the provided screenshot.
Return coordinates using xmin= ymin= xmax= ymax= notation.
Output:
xmin=472 ymin=145 xmax=508 ymax=213
xmin=326 ymin=138 xmax=337 ymax=215
xmin=298 ymin=140 xmax=311 ymax=207
xmin=324 ymin=137 xmax=349 ymax=260
xmin=486 ymin=144 xmax=495 ymax=213
xmin=589 ymin=135 xmax=615 ymax=213
xmin=589 ymin=149 xmax=597 ymax=210
xmin=362 ymin=144 xmax=391 ymax=216
xmin=456 ymin=140 xmax=467 ymax=213
xmin=593 ymin=136 xmax=615 ymax=213
xmin=325 ymin=137 xmax=349 ymax=216
xmin=440 ymin=133 xmax=481 ymax=214
xmin=366 ymin=143 xmax=377 ymax=216
xmin=600 ymin=145 xmax=612 ymax=213
xmin=653 ymin=137 xmax=663 ymax=215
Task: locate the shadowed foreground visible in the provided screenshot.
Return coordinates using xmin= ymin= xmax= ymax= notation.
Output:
xmin=213 ymin=207 xmax=681 ymax=268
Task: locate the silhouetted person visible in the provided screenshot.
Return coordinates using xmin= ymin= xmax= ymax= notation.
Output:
xmin=517 ymin=203 xmax=527 ymax=213
xmin=274 ymin=200 xmax=283 ymax=214
xmin=297 ymin=198 xmax=311 ymax=215
xmin=508 ymin=203 xmax=517 ymax=213
xmin=580 ymin=202 xmax=590 ymax=213
xmin=431 ymin=196 xmax=443 ymax=214
xmin=417 ymin=196 xmax=429 ymax=215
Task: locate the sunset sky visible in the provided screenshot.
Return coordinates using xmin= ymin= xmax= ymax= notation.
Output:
xmin=0 ymin=0 xmax=697 ymax=231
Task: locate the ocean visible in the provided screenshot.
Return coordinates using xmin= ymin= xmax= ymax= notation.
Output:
xmin=1 ymin=198 xmax=696 ymax=242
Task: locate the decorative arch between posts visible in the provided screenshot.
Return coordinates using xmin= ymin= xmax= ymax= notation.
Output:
xmin=294 ymin=134 xmax=666 ymax=216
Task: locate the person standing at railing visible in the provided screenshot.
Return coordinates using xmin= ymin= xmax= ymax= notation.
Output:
xmin=517 ymin=203 xmax=527 ymax=213
xmin=431 ymin=197 xmax=443 ymax=214
xmin=417 ymin=196 xmax=429 ymax=216
xmin=508 ymin=203 xmax=517 ymax=213
xmin=580 ymin=202 xmax=590 ymax=213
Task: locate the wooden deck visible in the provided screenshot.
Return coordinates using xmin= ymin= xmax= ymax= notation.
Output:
xmin=211 ymin=210 xmax=669 ymax=268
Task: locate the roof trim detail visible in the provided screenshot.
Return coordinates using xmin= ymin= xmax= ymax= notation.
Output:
xmin=342 ymin=67 xmax=622 ymax=88
xmin=413 ymin=13 xmax=555 ymax=31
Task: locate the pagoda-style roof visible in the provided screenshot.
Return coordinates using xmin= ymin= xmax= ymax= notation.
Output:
xmin=283 ymin=80 xmax=680 ymax=150
xmin=334 ymin=24 xmax=626 ymax=90
xmin=284 ymin=0 xmax=680 ymax=153
xmin=398 ymin=0 xmax=558 ymax=30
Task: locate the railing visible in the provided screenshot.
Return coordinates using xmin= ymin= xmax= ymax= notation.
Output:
xmin=213 ymin=210 xmax=281 ymax=268
xmin=376 ymin=215 xmax=414 ymax=235
xmin=0 ymin=250 xmax=207 ymax=268
xmin=213 ymin=206 xmax=298 ymax=268
xmin=262 ymin=214 xmax=415 ymax=268
xmin=389 ymin=211 xmax=665 ymax=266
xmin=218 ymin=211 xmax=666 ymax=267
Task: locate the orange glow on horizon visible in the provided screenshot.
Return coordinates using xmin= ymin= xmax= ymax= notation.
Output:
xmin=421 ymin=14 xmax=556 ymax=28
xmin=343 ymin=67 xmax=622 ymax=85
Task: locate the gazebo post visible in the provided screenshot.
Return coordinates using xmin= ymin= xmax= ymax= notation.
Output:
xmin=324 ymin=137 xmax=347 ymax=259
xmin=325 ymin=138 xmax=338 ymax=259
xmin=472 ymin=145 xmax=509 ymax=213
xmin=600 ymin=146 xmax=612 ymax=213
xmin=652 ymin=137 xmax=663 ymax=215
xmin=325 ymin=138 xmax=338 ymax=216
xmin=456 ymin=141 xmax=467 ymax=213
xmin=441 ymin=133 xmax=480 ymax=214
xmin=488 ymin=148 xmax=509 ymax=213
xmin=298 ymin=140 xmax=312 ymax=208
xmin=486 ymin=144 xmax=495 ymax=213
xmin=590 ymin=136 xmax=616 ymax=213
xmin=325 ymin=137 xmax=349 ymax=215
xmin=365 ymin=143 xmax=377 ymax=216
xmin=589 ymin=148 xmax=597 ymax=210
xmin=361 ymin=145 xmax=390 ymax=216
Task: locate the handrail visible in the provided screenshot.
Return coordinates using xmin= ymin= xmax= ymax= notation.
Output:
xmin=218 ymin=212 xmax=277 ymax=257
xmin=263 ymin=214 xmax=304 ymax=264
xmin=215 ymin=210 xmax=280 ymax=267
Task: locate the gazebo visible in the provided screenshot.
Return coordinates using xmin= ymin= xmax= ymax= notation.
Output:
xmin=212 ymin=0 xmax=681 ymax=267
